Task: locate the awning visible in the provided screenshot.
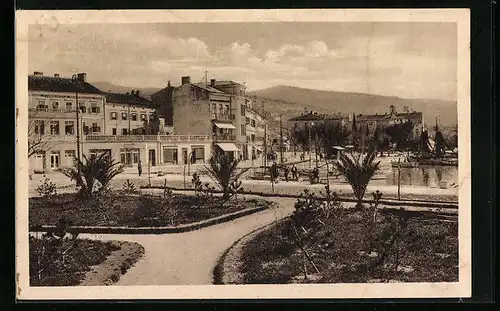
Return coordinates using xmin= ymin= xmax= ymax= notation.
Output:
xmin=217 ymin=143 xmax=240 ymax=152
xmin=214 ymin=122 xmax=236 ymax=129
xmin=333 ymin=146 xmax=345 ymax=150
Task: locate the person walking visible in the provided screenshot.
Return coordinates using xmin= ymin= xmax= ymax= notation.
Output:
xmin=138 ymin=160 xmax=142 ymax=177
xmin=283 ymin=165 xmax=290 ymax=182
xmin=291 ymin=165 xmax=298 ymax=181
xmin=271 ymin=161 xmax=279 ymax=183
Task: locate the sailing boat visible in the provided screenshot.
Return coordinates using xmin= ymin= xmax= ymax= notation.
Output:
xmin=411 ymin=118 xmax=458 ymax=166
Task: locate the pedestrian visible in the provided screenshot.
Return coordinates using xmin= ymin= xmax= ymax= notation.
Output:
xmin=271 ymin=161 xmax=279 ymax=183
xmin=291 ymin=165 xmax=298 ymax=181
xmin=138 ymin=160 xmax=142 ymax=177
xmin=283 ymin=165 xmax=289 ymax=182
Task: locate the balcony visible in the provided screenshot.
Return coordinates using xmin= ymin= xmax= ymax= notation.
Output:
xmin=84 ymin=134 xmax=212 ymax=143
xmin=213 ymin=134 xmax=236 ymax=142
xmin=29 ymin=108 xmax=77 ymax=117
xmin=211 ymin=113 xmax=235 ymax=122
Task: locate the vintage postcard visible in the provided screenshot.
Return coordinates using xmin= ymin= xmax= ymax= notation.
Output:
xmin=15 ymin=9 xmax=471 ymax=300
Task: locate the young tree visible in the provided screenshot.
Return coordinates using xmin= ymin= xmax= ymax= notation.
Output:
xmin=59 ymin=152 xmax=124 ymax=199
xmin=204 ymin=152 xmax=250 ymax=201
xmin=335 ymin=150 xmax=380 ymax=209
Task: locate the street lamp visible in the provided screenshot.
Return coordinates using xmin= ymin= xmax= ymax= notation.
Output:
xmin=71 ymin=74 xmax=81 ymax=168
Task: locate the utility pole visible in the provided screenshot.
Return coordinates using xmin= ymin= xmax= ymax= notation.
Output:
xmin=279 ymin=114 xmax=284 ymax=165
xmin=263 ymin=123 xmax=267 ymax=173
xmin=308 ymin=123 xmax=312 ymax=168
xmin=71 ymin=74 xmax=81 ymax=167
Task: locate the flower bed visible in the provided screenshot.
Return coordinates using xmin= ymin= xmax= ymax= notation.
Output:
xmin=237 ymin=209 xmax=458 ymax=284
xmin=29 ymin=192 xmax=272 ymax=228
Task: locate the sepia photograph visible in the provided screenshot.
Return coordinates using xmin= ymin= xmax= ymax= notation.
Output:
xmin=15 ymin=9 xmax=471 ymax=300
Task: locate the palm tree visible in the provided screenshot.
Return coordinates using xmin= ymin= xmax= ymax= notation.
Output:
xmin=204 ymin=152 xmax=250 ymax=201
xmin=335 ymin=150 xmax=380 ymax=209
xmin=59 ymin=152 xmax=124 ymax=199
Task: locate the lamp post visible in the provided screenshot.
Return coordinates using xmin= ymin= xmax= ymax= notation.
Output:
xmin=71 ymin=74 xmax=81 ymax=168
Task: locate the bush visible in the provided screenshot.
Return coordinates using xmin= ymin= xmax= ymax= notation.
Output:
xmin=36 ymin=175 xmax=57 ymax=199
xmin=122 ymin=179 xmax=138 ymax=195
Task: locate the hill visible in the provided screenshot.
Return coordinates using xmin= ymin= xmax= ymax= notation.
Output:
xmin=248 ymin=85 xmax=457 ymax=126
xmin=90 ymin=81 xmax=161 ymax=100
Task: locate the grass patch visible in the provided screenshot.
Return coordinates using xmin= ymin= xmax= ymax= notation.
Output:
xmin=29 ymin=236 xmax=121 ymax=286
xmin=29 ymin=192 xmax=272 ymax=228
xmin=239 ymin=210 xmax=458 ymax=284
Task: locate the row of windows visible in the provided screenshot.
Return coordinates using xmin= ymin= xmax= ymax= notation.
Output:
xmin=110 ymin=112 xmax=153 ymax=121
xmin=36 ymin=100 xmax=101 ymax=113
xmin=33 ymin=120 xmax=101 ymax=135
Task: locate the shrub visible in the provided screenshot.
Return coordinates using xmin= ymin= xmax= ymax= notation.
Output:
xmin=36 ymin=175 xmax=57 ymax=199
xmin=335 ymin=150 xmax=380 ymax=209
xmin=122 ymin=179 xmax=137 ymax=195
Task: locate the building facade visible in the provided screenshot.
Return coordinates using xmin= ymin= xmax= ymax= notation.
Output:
xmin=28 ymin=72 xmax=209 ymax=174
xmin=28 ymin=72 xmax=106 ymax=172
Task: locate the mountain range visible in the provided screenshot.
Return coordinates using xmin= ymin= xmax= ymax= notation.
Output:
xmin=91 ymin=81 xmax=458 ymax=126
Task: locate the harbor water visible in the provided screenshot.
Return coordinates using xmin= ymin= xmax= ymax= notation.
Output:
xmin=385 ymin=165 xmax=458 ymax=187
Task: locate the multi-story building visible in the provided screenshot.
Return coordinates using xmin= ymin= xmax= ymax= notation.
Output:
xmin=243 ymin=107 xmax=267 ymax=161
xmin=28 ymin=72 xmax=106 ymax=172
xmin=152 ymin=76 xmax=250 ymax=161
xmin=104 ymin=90 xmax=171 ymax=136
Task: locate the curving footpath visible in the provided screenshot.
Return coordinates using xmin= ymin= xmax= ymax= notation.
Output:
xmin=79 ymin=197 xmax=297 ymax=285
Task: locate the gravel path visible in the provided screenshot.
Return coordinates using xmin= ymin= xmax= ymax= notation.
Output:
xmin=78 ymin=197 xmax=296 ymax=285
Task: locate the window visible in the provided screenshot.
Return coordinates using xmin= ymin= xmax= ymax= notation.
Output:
xmin=64 ymin=150 xmax=75 ymax=159
xmin=122 ymin=112 xmax=128 ymax=120
xmin=140 ymin=114 xmax=146 ymax=121
xmin=191 ymin=146 xmax=205 ymax=163
xmin=90 ymin=149 xmax=111 ymax=158
xmin=211 ymin=103 xmax=217 ymax=113
xmin=37 ymin=101 xmax=48 ymax=110
xmin=241 ymin=104 xmax=246 ymax=116
xmin=91 ymin=104 xmax=100 ymax=114
xmin=91 ymin=122 xmax=101 ymax=134
xmin=112 ymin=128 xmax=117 ymax=135
xmin=132 ymin=151 xmax=139 ymax=164
xmin=241 ymin=124 xmax=246 ymax=136
xmin=110 ymin=112 xmax=117 ymax=120
xmin=79 ymin=105 xmax=87 ymax=114
xmin=49 ymin=121 xmax=59 ymax=135
xmin=251 ymin=134 xmax=255 ymax=142
xmin=52 ymin=101 xmax=59 ymax=110
xmin=65 ymin=121 xmax=74 ymax=135
xmin=65 ymin=102 xmax=72 ymax=111
xmin=163 ymin=147 xmax=177 ymax=164
xmin=122 ymin=128 xmax=128 ymax=135
xmin=251 ymin=119 xmax=256 ymax=127
xmin=34 ymin=120 xmax=45 ymax=135
xmin=131 ymin=113 xmax=137 ymax=121
xmin=83 ymin=123 xmax=89 ymax=135
xmin=246 ymin=117 xmax=250 ymax=125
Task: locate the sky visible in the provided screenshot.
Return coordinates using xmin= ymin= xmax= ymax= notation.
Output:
xmin=28 ymin=22 xmax=457 ymax=100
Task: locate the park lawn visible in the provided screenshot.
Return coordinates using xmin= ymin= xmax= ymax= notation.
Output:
xmin=29 ymin=192 xmax=272 ymax=228
xmin=239 ymin=208 xmax=458 ymax=284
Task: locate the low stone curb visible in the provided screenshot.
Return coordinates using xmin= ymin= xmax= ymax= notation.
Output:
xmin=213 ymin=220 xmax=284 ymax=285
xmin=30 ymin=205 xmax=270 ymax=235
xmin=141 ymin=186 xmax=459 ymax=209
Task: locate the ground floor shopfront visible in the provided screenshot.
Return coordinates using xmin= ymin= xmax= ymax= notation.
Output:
xmin=28 ymin=135 xmax=243 ymax=173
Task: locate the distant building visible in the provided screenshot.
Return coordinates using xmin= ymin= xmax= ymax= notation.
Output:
xmin=353 ymin=105 xmax=424 ymax=140
xmin=287 ymin=110 xmax=348 ymax=132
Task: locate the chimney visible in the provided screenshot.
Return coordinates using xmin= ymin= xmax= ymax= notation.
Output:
xmin=181 ymin=76 xmax=191 ymax=85
xmin=77 ymin=73 xmax=87 ymax=82
xmin=167 ymin=80 xmax=171 ymax=87
xmin=210 ymin=79 xmax=216 ymax=87
xmin=33 ymin=71 xmax=43 ymax=76
xmin=54 ymin=73 xmax=60 ymax=78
